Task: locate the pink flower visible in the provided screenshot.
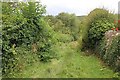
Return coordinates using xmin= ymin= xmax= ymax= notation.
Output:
xmin=116 ymin=28 xmax=119 ymax=31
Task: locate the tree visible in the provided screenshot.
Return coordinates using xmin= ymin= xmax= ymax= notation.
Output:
xmin=56 ymin=12 xmax=81 ymax=40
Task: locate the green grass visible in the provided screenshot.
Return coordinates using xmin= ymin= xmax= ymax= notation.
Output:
xmin=13 ymin=41 xmax=119 ymax=78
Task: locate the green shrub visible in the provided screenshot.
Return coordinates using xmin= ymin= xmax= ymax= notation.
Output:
xmin=81 ymin=8 xmax=115 ymax=50
xmin=2 ymin=44 xmax=41 ymax=77
xmin=88 ymin=18 xmax=115 ymax=48
xmin=2 ymin=2 xmax=56 ymax=77
xmin=104 ymin=35 xmax=120 ymax=72
xmin=98 ymin=35 xmax=120 ymax=72
xmin=97 ymin=37 xmax=106 ymax=58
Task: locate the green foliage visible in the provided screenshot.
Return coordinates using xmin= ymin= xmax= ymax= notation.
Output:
xmin=44 ymin=15 xmax=59 ymax=28
xmin=81 ymin=8 xmax=115 ymax=50
xmin=81 ymin=8 xmax=120 ymax=74
xmin=57 ymin=33 xmax=74 ymax=43
xmin=2 ymin=2 xmax=56 ymax=77
xmin=56 ymin=13 xmax=80 ymax=38
xmin=88 ymin=18 xmax=115 ymax=48
xmin=8 ymin=45 xmax=39 ymax=77
xmin=97 ymin=37 xmax=106 ymax=58
xmin=105 ymin=35 xmax=120 ymax=72
xmin=10 ymin=42 xmax=117 ymax=78
xmin=98 ymin=35 xmax=120 ymax=72
xmin=2 ymin=2 xmax=119 ymax=78
xmin=45 ymin=13 xmax=81 ymax=41
xmin=36 ymin=20 xmax=57 ymax=62
xmin=56 ymin=12 xmax=72 ymax=27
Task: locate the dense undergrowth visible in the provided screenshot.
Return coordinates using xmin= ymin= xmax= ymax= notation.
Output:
xmin=1 ymin=1 xmax=120 ymax=78
xmin=81 ymin=8 xmax=116 ymax=50
xmin=98 ymin=35 xmax=120 ymax=72
xmin=81 ymin=8 xmax=120 ymax=73
xmin=2 ymin=2 xmax=57 ymax=77
xmin=11 ymin=41 xmax=119 ymax=78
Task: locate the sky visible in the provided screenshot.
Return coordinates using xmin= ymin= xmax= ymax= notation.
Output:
xmin=41 ymin=0 xmax=120 ymax=16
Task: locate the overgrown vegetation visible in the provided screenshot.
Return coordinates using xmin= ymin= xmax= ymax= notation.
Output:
xmin=98 ymin=35 xmax=120 ymax=72
xmin=11 ymin=42 xmax=118 ymax=78
xmin=1 ymin=1 xmax=120 ymax=78
xmin=88 ymin=18 xmax=115 ymax=48
xmin=81 ymin=8 xmax=120 ymax=74
xmin=45 ymin=12 xmax=81 ymax=41
xmin=81 ymin=8 xmax=115 ymax=50
xmin=2 ymin=2 xmax=57 ymax=77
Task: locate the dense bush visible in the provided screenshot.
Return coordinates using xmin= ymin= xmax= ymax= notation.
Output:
xmin=88 ymin=18 xmax=115 ymax=48
xmin=2 ymin=2 xmax=56 ymax=77
xmin=4 ymin=45 xmax=40 ymax=77
xmin=98 ymin=35 xmax=120 ymax=72
xmin=80 ymin=8 xmax=120 ymax=73
xmin=81 ymin=8 xmax=115 ymax=50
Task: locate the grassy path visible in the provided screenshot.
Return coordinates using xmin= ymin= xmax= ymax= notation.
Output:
xmin=14 ymin=41 xmax=118 ymax=78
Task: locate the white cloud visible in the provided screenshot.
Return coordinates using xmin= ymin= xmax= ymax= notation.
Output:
xmin=41 ymin=0 xmax=120 ymax=16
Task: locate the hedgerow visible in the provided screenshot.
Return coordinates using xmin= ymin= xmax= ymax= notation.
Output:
xmin=88 ymin=18 xmax=115 ymax=49
xmin=81 ymin=8 xmax=120 ymax=73
xmin=2 ymin=2 xmax=57 ymax=77
xmin=81 ymin=8 xmax=115 ymax=50
xmin=98 ymin=35 xmax=120 ymax=72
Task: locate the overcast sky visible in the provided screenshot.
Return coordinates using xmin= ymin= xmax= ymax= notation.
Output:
xmin=41 ymin=0 xmax=120 ymax=16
